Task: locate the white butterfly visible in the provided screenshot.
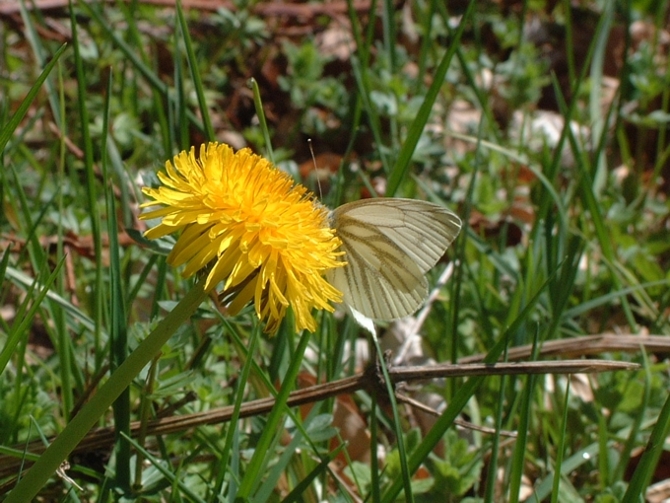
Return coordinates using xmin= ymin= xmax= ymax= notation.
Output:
xmin=327 ymin=198 xmax=462 ymax=324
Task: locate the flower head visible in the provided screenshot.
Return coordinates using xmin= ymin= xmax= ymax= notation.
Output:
xmin=140 ymin=142 xmax=344 ymax=333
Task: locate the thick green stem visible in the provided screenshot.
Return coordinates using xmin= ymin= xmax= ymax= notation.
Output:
xmin=6 ymin=281 xmax=208 ymax=503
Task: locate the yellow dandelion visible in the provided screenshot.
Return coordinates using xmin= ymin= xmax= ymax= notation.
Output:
xmin=140 ymin=142 xmax=344 ymax=334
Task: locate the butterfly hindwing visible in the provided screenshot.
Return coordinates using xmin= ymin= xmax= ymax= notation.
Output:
xmin=327 ymin=224 xmax=427 ymax=320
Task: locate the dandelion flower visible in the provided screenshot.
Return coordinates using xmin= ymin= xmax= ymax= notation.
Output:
xmin=140 ymin=142 xmax=344 ymax=333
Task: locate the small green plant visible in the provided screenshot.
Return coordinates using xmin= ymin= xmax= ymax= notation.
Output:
xmin=1 ymin=1 xmax=668 ymax=502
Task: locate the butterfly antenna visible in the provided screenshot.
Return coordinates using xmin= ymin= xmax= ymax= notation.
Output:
xmin=307 ymin=138 xmax=323 ymax=199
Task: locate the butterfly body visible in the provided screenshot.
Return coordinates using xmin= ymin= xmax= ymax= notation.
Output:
xmin=327 ymin=198 xmax=462 ymax=321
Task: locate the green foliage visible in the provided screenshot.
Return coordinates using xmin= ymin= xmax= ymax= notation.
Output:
xmin=278 ymin=40 xmax=349 ymax=134
xmin=496 ymin=43 xmax=550 ymax=108
xmin=1 ymin=0 xmax=669 ymax=501
xmin=427 ymin=430 xmax=484 ymax=497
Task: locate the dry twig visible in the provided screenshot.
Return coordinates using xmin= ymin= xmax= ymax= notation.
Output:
xmin=0 ymin=356 xmax=639 ymax=487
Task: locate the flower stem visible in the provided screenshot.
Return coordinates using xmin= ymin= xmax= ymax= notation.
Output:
xmin=235 ymin=325 xmax=311 ymax=498
xmin=6 ymin=281 xmax=209 ymax=503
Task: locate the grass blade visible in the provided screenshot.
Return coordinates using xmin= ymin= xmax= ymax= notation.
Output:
xmin=0 ymin=44 xmax=67 ymax=155
xmin=0 ymin=258 xmax=65 ymax=375
xmin=176 ymin=0 xmax=214 ymax=142
xmin=4 ymin=282 xmax=209 ymax=503
xmin=386 ymin=0 xmax=475 ymax=196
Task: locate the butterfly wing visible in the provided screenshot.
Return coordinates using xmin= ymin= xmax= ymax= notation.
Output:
xmin=327 ymin=198 xmax=462 ymax=320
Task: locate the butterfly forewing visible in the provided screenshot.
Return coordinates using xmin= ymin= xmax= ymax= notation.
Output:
xmin=333 ymin=199 xmax=460 ymax=272
xmin=328 ymin=198 xmax=462 ymax=321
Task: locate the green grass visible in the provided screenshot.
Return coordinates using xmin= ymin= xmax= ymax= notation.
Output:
xmin=1 ymin=0 xmax=669 ymax=501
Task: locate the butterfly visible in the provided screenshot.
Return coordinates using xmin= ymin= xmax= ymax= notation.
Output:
xmin=326 ymin=198 xmax=462 ymax=323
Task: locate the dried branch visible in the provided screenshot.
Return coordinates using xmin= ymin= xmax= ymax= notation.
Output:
xmin=0 ymin=0 xmax=378 ymax=18
xmin=0 ymin=357 xmax=638 ymax=485
xmin=459 ymin=334 xmax=670 ymax=363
